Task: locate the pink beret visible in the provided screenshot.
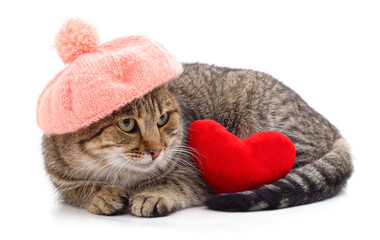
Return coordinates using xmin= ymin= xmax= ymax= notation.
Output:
xmin=37 ymin=19 xmax=183 ymax=135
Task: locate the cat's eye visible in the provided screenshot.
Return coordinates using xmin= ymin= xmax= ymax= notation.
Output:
xmin=157 ymin=113 xmax=169 ymax=127
xmin=117 ymin=118 xmax=137 ymax=133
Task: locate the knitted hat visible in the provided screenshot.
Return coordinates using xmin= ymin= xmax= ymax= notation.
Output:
xmin=37 ymin=18 xmax=183 ymax=135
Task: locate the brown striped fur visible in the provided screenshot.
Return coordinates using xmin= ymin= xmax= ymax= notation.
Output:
xmin=42 ymin=63 xmax=353 ymax=216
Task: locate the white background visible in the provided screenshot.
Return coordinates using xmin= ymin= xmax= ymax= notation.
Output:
xmin=0 ymin=0 xmax=379 ymax=239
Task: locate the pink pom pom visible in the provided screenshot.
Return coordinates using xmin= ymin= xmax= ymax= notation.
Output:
xmin=55 ymin=18 xmax=99 ymax=64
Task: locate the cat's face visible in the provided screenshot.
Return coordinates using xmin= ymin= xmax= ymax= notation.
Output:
xmin=52 ymin=85 xmax=183 ymax=185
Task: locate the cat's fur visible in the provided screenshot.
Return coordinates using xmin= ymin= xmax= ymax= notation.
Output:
xmin=42 ymin=63 xmax=353 ymax=216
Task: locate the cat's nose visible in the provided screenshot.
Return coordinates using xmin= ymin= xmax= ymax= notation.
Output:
xmin=147 ymin=149 xmax=162 ymax=160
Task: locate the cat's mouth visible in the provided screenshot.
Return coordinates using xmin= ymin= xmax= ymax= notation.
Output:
xmin=121 ymin=151 xmax=166 ymax=172
xmin=133 ymin=160 xmax=154 ymax=168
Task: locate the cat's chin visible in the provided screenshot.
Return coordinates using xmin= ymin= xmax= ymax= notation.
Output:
xmin=124 ymin=151 xmax=168 ymax=173
xmin=129 ymin=161 xmax=157 ymax=172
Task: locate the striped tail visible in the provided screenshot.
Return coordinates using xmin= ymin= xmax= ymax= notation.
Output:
xmin=205 ymin=138 xmax=353 ymax=211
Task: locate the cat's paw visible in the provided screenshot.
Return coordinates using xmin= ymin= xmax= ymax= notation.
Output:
xmin=130 ymin=193 xmax=176 ymax=217
xmin=86 ymin=185 xmax=128 ymax=216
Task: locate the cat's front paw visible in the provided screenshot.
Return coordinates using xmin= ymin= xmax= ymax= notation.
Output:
xmin=130 ymin=193 xmax=176 ymax=217
xmin=86 ymin=185 xmax=128 ymax=216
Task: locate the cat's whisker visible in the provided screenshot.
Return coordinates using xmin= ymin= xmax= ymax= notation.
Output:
xmin=76 ymin=154 xmax=118 ymax=180
xmin=166 ymin=149 xmax=199 ymax=173
xmin=112 ymin=158 xmax=131 ymax=187
xmin=169 ymin=151 xmax=204 ymax=174
xmin=76 ymin=153 xmax=126 ymax=198
xmin=78 ymin=159 xmax=115 ymax=201
xmin=169 ymin=144 xmax=205 ymax=157
xmin=167 ymin=145 xmax=205 ymax=165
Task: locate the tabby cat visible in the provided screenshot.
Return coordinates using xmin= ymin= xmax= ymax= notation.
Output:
xmin=42 ymin=63 xmax=353 ymax=217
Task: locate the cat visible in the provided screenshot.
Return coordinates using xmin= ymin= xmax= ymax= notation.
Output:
xmin=42 ymin=63 xmax=353 ymax=217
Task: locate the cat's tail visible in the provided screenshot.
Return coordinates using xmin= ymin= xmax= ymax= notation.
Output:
xmin=205 ymin=138 xmax=353 ymax=211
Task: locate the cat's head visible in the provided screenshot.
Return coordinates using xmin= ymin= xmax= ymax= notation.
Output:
xmin=47 ymin=84 xmax=184 ymax=185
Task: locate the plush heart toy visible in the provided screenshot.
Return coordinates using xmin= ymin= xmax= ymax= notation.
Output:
xmin=187 ymin=120 xmax=296 ymax=194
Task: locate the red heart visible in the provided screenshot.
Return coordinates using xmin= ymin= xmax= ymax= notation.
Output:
xmin=187 ymin=120 xmax=296 ymax=194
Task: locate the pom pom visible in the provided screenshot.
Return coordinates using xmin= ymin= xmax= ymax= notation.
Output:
xmin=55 ymin=18 xmax=99 ymax=64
